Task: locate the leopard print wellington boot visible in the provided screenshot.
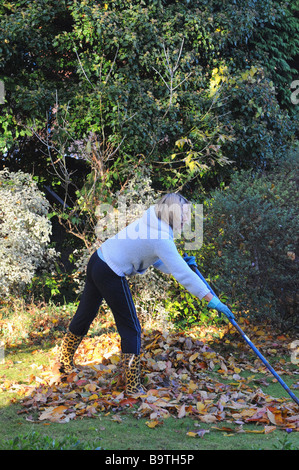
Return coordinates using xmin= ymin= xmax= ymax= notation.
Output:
xmin=122 ymin=353 xmax=145 ymax=395
xmin=58 ymin=330 xmax=83 ymax=374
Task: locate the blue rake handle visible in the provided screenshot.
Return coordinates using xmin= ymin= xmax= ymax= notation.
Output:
xmin=190 ymin=264 xmax=299 ymax=407
xmin=228 ymin=316 xmax=299 ymax=407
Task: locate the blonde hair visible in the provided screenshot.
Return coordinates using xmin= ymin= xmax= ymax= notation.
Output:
xmin=154 ymin=193 xmax=190 ymax=231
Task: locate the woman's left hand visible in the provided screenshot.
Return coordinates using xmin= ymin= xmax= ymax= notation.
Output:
xmin=208 ymin=296 xmax=235 ymax=320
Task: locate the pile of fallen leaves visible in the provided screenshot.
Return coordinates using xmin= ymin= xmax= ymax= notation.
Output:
xmin=12 ymin=321 xmax=299 ymax=434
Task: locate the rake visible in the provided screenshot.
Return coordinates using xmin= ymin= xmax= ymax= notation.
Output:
xmin=189 ymin=261 xmax=299 ymax=407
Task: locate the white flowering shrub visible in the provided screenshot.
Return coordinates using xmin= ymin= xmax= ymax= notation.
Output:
xmin=0 ymin=169 xmax=57 ymax=297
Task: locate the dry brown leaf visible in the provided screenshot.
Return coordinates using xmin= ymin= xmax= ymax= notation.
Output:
xmin=17 ymin=326 xmax=299 ymax=431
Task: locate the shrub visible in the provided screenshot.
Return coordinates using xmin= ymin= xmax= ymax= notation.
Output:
xmin=214 ymin=66 xmax=296 ymax=173
xmin=198 ymin=147 xmax=299 ymax=327
xmin=165 ymin=281 xmax=218 ymax=330
xmin=0 ymin=169 xmax=58 ymax=297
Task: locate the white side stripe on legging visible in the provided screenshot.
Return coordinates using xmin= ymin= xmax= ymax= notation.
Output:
xmin=121 ymin=277 xmax=141 ymax=354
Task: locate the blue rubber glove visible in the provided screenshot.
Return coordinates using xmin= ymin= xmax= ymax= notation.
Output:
xmin=183 ymin=254 xmax=198 ymax=268
xmin=208 ymin=296 xmax=235 ymax=320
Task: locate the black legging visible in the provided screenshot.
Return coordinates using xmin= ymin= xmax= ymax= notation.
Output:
xmin=69 ymin=251 xmax=141 ymax=354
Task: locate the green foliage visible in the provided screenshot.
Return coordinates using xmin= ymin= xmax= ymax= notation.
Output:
xmin=217 ymin=66 xmax=296 ymax=171
xmin=1 ymin=0 xmax=297 ymax=192
xmin=26 ymin=270 xmax=78 ymax=304
xmin=249 ymin=0 xmax=299 ymax=111
xmin=165 ymin=276 xmax=240 ymax=329
xmin=166 ymin=280 xmax=219 ymax=329
xmin=198 ymin=147 xmax=299 ymax=327
xmin=0 ymin=0 xmax=298 ymax=326
xmin=200 ymin=0 xmax=299 ymax=110
xmin=46 ymin=1 xmax=236 ymax=191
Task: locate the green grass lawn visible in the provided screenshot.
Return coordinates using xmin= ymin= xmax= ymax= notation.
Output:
xmin=1 ymin=301 xmax=298 ymax=450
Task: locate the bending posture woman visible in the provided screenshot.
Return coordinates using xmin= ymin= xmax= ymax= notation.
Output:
xmin=58 ymin=193 xmax=234 ymax=395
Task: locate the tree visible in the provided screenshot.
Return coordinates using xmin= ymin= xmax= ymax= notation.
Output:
xmin=0 ymin=0 xmax=297 ymax=201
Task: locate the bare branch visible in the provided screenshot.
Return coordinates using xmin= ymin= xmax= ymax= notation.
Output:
xmin=104 ymin=45 xmax=119 ymax=83
xmin=152 ymin=66 xmax=170 ymax=90
xmin=172 ymin=72 xmax=192 ymax=92
xmin=74 ymin=47 xmax=95 ymax=90
xmin=152 ymin=39 xmax=191 ymax=118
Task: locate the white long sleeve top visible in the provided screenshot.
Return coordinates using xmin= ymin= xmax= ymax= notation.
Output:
xmin=98 ymin=205 xmax=210 ymax=300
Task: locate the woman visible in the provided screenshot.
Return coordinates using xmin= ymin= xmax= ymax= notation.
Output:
xmin=58 ymin=193 xmax=234 ymax=395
